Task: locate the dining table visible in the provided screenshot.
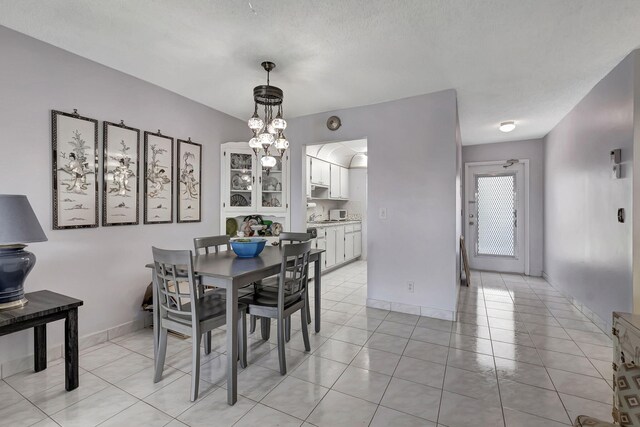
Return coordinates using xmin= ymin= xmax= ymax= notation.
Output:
xmin=146 ymin=245 xmax=324 ymax=405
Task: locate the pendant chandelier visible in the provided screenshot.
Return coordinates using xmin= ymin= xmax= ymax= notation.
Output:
xmin=247 ymin=61 xmax=288 ymax=168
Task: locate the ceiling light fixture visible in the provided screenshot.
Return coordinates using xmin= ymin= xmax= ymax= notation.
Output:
xmin=499 ymin=121 xmax=516 ymax=133
xmin=247 ymin=61 xmax=288 ymax=168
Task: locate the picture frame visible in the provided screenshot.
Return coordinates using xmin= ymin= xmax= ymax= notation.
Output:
xmin=144 ymin=130 xmax=174 ymax=224
xmin=177 ymin=138 xmax=202 ymax=223
xmin=51 ymin=109 xmax=99 ymax=230
xmin=103 ymin=121 xmax=140 ymax=226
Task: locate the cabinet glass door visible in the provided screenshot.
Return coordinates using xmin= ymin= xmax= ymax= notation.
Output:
xmin=261 ymin=155 xmax=285 ymax=210
xmin=228 ymin=152 xmax=254 ymax=209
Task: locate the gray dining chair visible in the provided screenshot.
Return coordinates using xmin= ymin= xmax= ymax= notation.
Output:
xmin=240 ymin=241 xmax=312 ymax=374
xmin=279 ymin=232 xmax=313 ymax=340
xmin=193 ymin=235 xmax=255 ymax=353
xmin=251 ymin=232 xmax=313 ymax=342
xmin=152 ymin=246 xmax=247 ymax=401
xmin=193 ymin=235 xmax=231 ymax=254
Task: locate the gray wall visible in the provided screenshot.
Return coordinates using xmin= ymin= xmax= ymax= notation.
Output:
xmin=0 ymin=26 xmax=246 ymax=368
xmin=544 ymin=52 xmax=636 ymax=326
xmin=462 ymin=138 xmax=545 ymax=276
xmin=287 ymin=90 xmax=461 ymax=318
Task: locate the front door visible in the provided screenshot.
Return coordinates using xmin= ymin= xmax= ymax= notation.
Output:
xmin=465 ymin=162 xmax=526 ymax=273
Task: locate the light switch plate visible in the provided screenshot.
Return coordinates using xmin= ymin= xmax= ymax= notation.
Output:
xmin=379 ymin=208 xmax=387 ymax=220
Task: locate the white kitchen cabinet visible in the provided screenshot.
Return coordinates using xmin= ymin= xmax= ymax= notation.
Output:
xmin=335 ymin=226 xmax=345 ymax=263
xmin=354 ymin=231 xmax=362 ymax=257
xmin=310 ymin=157 xmax=330 ymax=186
xmin=340 ymin=167 xmax=349 ymax=199
xmin=345 ymin=230 xmax=354 ymax=260
xmin=330 ymin=164 xmax=341 ymax=199
xmin=325 ymin=228 xmax=336 ymax=268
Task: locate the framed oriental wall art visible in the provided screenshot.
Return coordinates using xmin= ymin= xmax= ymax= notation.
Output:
xmin=177 ymin=138 xmax=202 ymax=223
xmin=52 ymin=109 xmax=99 ymax=229
xmin=103 ymin=121 xmax=140 ymax=226
xmin=144 ymin=130 xmax=174 ymax=224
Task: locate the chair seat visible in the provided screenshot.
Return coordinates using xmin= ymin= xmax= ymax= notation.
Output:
xmin=240 ymin=290 xmax=302 ymax=308
xmin=573 ymin=415 xmax=615 ymax=426
xmin=256 ymin=276 xmax=298 ymax=293
xmin=168 ymin=293 xmax=246 ymax=324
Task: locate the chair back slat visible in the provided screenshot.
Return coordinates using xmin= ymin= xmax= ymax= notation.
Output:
xmin=152 ymin=247 xmax=198 ymax=323
xmin=279 ymin=232 xmax=312 ymax=244
xmin=278 ymin=241 xmax=312 ymax=307
xmin=194 ymin=235 xmax=231 ymax=255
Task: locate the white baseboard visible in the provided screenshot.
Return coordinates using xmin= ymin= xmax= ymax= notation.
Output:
xmin=0 ymin=313 xmax=152 ymax=379
xmin=367 ymin=298 xmax=455 ymax=321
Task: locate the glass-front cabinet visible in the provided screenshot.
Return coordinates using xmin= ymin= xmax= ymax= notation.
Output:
xmin=222 ymin=143 xmax=289 ymax=214
xmin=260 ymin=154 xmax=285 ymax=212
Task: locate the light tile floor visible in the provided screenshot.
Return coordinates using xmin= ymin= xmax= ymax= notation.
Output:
xmin=0 ymin=263 xmax=615 ymax=426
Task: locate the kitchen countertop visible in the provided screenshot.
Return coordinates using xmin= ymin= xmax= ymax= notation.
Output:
xmin=307 ymin=220 xmax=362 ymax=228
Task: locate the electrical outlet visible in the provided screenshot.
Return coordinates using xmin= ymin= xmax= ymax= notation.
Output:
xmin=407 ymin=281 xmax=414 ymax=293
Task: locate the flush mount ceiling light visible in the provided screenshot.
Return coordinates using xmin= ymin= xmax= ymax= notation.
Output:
xmin=499 ymin=121 xmax=516 ymax=133
xmin=247 ymin=61 xmax=288 ymax=168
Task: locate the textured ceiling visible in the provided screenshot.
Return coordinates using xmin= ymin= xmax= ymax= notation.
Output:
xmin=1 ymin=0 xmax=640 ymax=145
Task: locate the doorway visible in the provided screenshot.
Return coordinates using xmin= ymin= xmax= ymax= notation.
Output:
xmin=302 ymin=139 xmax=368 ymax=273
xmin=464 ymin=160 xmax=529 ymax=274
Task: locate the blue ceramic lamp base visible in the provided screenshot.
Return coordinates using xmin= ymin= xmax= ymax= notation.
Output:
xmin=0 ymin=245 xmax=35 ymax=310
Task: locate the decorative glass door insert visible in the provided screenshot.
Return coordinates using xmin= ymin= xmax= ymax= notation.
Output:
xmin=229 ymin=152 xmax=254 ymax=208
xmin=475 ymin=173 xmax=517 ymax=257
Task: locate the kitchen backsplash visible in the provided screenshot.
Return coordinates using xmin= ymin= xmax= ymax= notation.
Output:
xmin=307 ymin=199 xmax=363 ymax=221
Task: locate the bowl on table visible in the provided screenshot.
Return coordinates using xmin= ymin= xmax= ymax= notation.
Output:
xmin=230 ymin=237 xmax=267 ymax=258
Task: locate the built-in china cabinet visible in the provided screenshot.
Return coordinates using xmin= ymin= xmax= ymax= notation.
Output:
xmin=220 ymin=142 xmax=290 ymax=238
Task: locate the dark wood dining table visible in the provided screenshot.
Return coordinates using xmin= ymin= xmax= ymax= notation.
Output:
xmin=146 ymin=246 xmax=324 ymax=405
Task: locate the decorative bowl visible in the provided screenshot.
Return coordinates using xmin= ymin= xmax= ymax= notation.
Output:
xmin=230 ymin=237 xmax=267 ymax=258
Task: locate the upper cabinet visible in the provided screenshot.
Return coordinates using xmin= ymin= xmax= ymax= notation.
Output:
xmin=330 ymin=164 xmax=341 ymax=199
xmin=340 ymin=167 xmax=349 ymax=199
xmin=308 ymin=155 xmax=351 ymax=201
xmin=310 ymin=157 xmax=330 ymax=186
xmin=222 ymin=143 xmax=289 ymax=213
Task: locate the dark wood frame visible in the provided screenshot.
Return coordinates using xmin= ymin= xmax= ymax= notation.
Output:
xmin=143 ymin=130 xmax=174 ymax=224
xmin=0 ymin=290 xmax=83 ymax=391
xmin=177 ymin=138 xmax=202 ymax=223
xmin=51 ymin=109 xmax=99 ymax=230
xmin=102 ymin=121 xmax=141 ymax=226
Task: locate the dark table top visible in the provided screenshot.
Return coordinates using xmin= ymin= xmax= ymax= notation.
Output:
xmin=0 ymin=290 xmax=83 ymax=328
xmin=145 ymin=247 xmax=324 ymax=280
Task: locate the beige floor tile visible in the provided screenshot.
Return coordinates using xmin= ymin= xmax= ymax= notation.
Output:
xmin=499 ymin=379 xmax=570 ymax=423
xmin=177 ymin=387 xmax=256 ymax=427
xmin=438 ymin=391 xmax=503 ymax=427
xmin=307 ymin=390 xmax=377 ymax=427
xmin=370 ymin=406 xmax=436 ymax=427
xmin=547 ymin=368 xmax=612 ymax=404
xmin=262 ymin=376 xmax=328 ymax=419
xmin=380 ymin=377 xmax=441 ymax=422
xmin=234 ymin=403 xmax=303 ymax=427
xmin=290 ymin=355 xmax=348 ymax=388
xmin=351 ymin=347 xmax=401 ymax=375
xmin=443 ymin=365 xmax=500 ymax=404
xmin=394 ymin=356 xmax=446 ymax=388
xmin=333 ymin=365 xmax=391 ymax=403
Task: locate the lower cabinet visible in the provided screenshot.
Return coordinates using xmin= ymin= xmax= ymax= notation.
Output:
xmin=311 ymin=224 xmax=362 ymax=272
xmin=354 ymin=231 xmax=362 ymax=257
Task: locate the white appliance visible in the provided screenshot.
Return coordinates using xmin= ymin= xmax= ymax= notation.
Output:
xmin=329 ymin=209 xmax=347 ymax=221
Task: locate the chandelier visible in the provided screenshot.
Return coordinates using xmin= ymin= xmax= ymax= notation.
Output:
xmin=247 ymin=61 xmax=289 ymax=168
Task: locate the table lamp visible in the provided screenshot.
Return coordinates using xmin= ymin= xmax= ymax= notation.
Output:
xmin=0 ymin=195 xmax=47 ymax=310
